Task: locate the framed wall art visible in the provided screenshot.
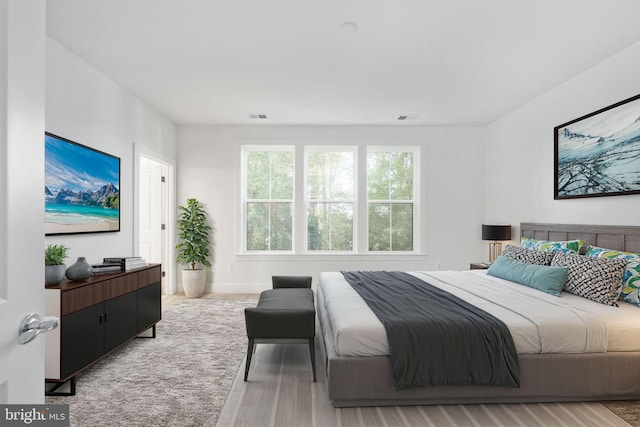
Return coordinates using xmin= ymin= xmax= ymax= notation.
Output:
xmin=554 ymin=93 xmax=640 ymax=199
xmin=45 ymin=132 xmax=121 ymax=235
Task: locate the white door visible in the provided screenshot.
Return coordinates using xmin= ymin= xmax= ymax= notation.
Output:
xmin=0 ymin=0 xmax=47 ymax=403
xmin=139 ymin=156 xmax=163 ymax=265
xmin=139 ymin=155 xmax=174 ymax=294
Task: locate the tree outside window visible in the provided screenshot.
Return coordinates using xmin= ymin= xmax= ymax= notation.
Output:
xmin=244 ymin=148 xmax=294 ymax=251
xmin=367 ymin=150 xmax=415 ymax=251
xmin=305 ymin=149 xmax=355 ymax=252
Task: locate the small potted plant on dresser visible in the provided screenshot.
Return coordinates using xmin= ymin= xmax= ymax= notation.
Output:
xmin=175 ymin=198 xmax=212 ymax=298
xmin=45 ymin=244 xmax=69 ymax=285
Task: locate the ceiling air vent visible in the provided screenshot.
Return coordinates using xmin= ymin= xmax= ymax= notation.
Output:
xmin=249 ymin=113 xmax=268 ymax=119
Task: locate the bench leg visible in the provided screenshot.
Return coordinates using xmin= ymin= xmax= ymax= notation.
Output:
xmin=244 ymin=338 xmax=255 ymax=381
xmin=308 ymin=338 xmax=316 ymax=382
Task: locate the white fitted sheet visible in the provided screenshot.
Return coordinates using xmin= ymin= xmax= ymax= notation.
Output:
xmin=319 ymin=270 xmax=640 ymax=357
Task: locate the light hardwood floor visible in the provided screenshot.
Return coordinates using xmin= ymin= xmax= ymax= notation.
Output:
xmin=218 ymin=341 xmax=634 ymax=427
xmin=164 ymin=293 xmax=639 ymax=427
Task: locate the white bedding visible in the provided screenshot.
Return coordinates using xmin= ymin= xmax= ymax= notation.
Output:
xmin=319 ymin=270 xmax=640 ymax=357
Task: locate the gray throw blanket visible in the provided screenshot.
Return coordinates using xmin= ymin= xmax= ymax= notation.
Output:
xmin=341 ymin=271 xmax=519 ymax=390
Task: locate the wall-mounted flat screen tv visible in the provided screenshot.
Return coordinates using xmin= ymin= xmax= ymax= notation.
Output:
xmin=45 ymin=132 xmax=121 ymax=235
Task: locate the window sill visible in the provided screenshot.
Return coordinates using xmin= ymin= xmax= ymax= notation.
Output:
xmin=234 ymin=253 xmax=428 ymax=262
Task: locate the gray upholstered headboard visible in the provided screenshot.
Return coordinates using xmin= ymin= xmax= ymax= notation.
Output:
xmin=520 ymin=223 xmax=640 ymax=253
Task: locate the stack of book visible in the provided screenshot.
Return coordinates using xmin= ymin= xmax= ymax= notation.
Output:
xmin=102 ymin=256 xmax=148 ymax=272
xmin=91 ymin=263 xmax=124 ymax=275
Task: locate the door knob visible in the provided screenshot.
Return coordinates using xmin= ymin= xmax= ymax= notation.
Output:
xmin=18 ymin=313 xmax=59 ymax=345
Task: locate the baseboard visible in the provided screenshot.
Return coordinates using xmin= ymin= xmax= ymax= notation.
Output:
xmin=176 ymin=282 xmax=316 ymax=294
xmin=210 ymin=283 xmax=265 ymax=294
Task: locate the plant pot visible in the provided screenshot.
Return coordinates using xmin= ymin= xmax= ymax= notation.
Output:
xmin=45 ymin=265 xmax=67 ymax=285
xmin=182 ymin=269 xmax=206 ymax=298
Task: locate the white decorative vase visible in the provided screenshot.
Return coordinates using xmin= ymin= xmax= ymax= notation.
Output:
xmin=182 ymin=269 xmax=206 ymax=298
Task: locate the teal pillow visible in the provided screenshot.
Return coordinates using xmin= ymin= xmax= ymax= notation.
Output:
xmin=487 ymin=256 xmax=569 ymax=296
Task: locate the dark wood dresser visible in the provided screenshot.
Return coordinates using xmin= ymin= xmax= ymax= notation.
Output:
xmin=44 ymin=264 xmax=161 ymax=395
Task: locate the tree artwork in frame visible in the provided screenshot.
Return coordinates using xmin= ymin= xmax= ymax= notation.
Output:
xmin=554 ymin=93 xmax=640 ymax=199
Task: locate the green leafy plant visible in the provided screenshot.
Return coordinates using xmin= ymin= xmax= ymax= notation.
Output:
xmin=45 ymin=244 xmax=69 ymax=266
xmin=176 ymin=198 xmax=212 ymax=270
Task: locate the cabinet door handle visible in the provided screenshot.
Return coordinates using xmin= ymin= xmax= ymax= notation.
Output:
xmin=103 ymin=313 xmax=107 ymax=323
xmin=99 ymin=315 xmax=103 ymax=324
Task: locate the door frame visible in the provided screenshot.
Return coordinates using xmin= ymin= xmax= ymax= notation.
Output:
xmin=135 ymin=152 xmax=176 ymax=295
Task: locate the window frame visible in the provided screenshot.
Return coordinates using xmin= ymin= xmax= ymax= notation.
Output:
xmin=241 ymin=145 xmax=296 ymax=254
xmin=303 ymin=145 xmax=358 ymax=254
xmin=365 ymin=146 xmax=420 ymax=254
xmin=239 ymin=143 xmax=421 ymax=256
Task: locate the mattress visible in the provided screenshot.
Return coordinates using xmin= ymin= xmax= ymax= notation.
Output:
xmin=319 ymin=270 xmax=640 ymax=357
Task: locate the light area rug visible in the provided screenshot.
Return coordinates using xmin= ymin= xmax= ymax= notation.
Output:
xmin=46 ymin=295 xmax=258 ymax=427
xmin=218 ymin=342 xmax=634 ymax=427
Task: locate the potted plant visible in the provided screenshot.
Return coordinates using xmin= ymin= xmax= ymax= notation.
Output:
xmin=176 ymin=198 xmax=212 ymax=298
xmin=45 ymin=244 xmax=70 ymax=285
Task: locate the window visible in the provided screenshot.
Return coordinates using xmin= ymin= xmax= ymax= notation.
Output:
xmin=367 ymin=148 xmax=417 ymax=252
xmin=305 ymin=147 xmax=356 ymax=252
xmin=242 ymin=147 xmax=294 ymax=252
xmin=241 ymin=144 xmax=419 ymax=255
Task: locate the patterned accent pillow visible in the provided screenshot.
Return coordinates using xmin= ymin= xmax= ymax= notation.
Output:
xmin=521 ymin=237 xmax=586 ymax=254
xmin=585 ymin=245 xmax=640 ymax=306
xmin=502 ymin=244 xmax=554 ymax=266
xmin=551 ymin=252 xmax=627 ymax=306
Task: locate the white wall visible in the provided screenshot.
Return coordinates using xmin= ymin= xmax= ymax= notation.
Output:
xmin=45 ymin=38 xmax=177 ymax=267
xmin=177 ymin=125 xmax=485 ymax=293
xmin=485 ymin=41 xmax=640 ymax=237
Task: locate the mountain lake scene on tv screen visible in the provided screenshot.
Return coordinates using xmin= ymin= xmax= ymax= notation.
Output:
xmin=557 ymin=97 xmax=640 ymax=198
xmin=45 ymin=135 xmax=120 ymax=234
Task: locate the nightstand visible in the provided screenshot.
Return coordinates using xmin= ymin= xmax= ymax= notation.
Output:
xmin=470 ymin=262 xmax=490 ymax=270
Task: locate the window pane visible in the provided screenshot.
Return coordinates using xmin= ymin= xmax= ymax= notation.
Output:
xmin=331 ymin=153 xmax=354 ymax=199
xmin=307 ymin=202 xmax=329 ymax=250
xmin=306 ymin=152 xmax=327 ymax=200
xmin=330 ymin=203 xmax=353 ymax=251
xmin=306 ymin=151 xmax=353 ymax=200
xmin=368 ymin=203 xmax=413 ymax=251
xmin=391 ymin=203 xmax=413 ymax=251
xmin=307 ymin=202 xmax=353 ymax=251
xmin=246 ymin=202 xmax=269 ymax=250
xmin=367 ymin=151 xmax=413 ymax=200
xmin=246 ymin=202 xmax=292 ymax=251
xmin=271 ymin=151 xmax=294 ymax=199
xmin=246 ymin=152 xmax=270 ymax=199
xmin=389 ymin=152 xmax=413 ymax=200
xmin=270 ymin=202 xmax=292 ymax=250
xmin=368 ymin=203 xmax=390 ymax=251
xmin=367 ymin=153 xmax=390 ymax=200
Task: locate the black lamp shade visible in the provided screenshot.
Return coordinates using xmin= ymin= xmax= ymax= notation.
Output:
xmin=482 ymin=224 xmax=512 ymax=241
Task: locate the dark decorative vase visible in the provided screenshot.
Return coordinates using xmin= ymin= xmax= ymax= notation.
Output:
xmin=66 ymin=257 xmax=93 ymax=281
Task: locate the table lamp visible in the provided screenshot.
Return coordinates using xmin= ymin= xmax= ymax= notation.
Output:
xmin=482 ymin=224 xmax=512 ymax=263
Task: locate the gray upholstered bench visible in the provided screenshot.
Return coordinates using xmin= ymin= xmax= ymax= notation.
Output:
xmin=244 ymin=288 xmax=316 ymax=382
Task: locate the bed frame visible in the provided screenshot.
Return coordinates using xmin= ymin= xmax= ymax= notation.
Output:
xmin=318 ymin=223 xmax=640 ymax=407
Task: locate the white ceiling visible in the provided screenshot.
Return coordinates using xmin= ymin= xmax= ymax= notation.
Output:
xmin=46 ymin=0 xmax=640 ymax=126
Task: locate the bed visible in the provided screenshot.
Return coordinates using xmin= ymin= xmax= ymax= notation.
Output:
xmin=317 ymin=223 xmax=640 ymax=407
